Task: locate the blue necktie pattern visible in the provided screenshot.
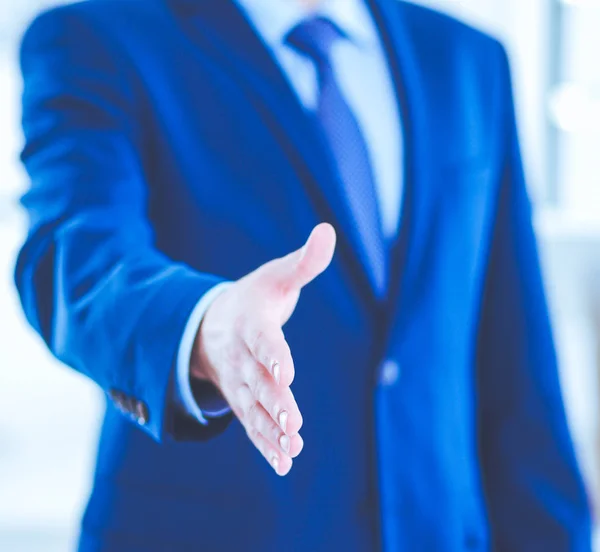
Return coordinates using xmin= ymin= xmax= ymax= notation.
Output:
xmin=287 ymin=17 xmax=387 ymax=295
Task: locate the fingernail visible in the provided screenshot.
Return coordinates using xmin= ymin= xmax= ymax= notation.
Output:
xmin=271 ymin=454 xmax=279 ymax=472
xmin=279 ymin=434 xmax=290 ymax=454
xmin=278 ymin=410 xmax=288 ymax=433
xmin=272 ymin=361 xmax=280 ymax=384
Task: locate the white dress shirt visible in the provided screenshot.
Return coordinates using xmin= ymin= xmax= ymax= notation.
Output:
xmin=175 ymin=0 xmax=403 ymax=424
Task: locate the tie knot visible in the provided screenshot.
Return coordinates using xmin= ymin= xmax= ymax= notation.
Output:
xmin=286 ymin=17 xmax=344 ymax=63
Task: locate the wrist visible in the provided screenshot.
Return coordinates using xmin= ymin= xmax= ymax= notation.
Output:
xmin=190 ymin=321 xmax=214 ymax=383
xmin=190 ymin=287 xmax=230 ymax=385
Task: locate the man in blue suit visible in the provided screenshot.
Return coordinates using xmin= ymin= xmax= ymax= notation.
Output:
xmin=15 ymin=0 xmax=592 ymax=549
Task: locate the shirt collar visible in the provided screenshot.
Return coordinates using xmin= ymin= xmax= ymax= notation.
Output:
xmin=234 ymin=0 xmax=379 ymax=51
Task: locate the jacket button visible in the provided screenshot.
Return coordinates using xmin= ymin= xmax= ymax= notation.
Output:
xmin=379 ymin=360 xmax=400 ymax=386
xmin=108 ymin=388 xmax=126 ymax=410
xmin=108 ymin=388 xmax=122 ymax=402
xmin=122 ymin=396 xmax=136 ymax=413
xmin=135 ymin=401 xmax=150 ymax=426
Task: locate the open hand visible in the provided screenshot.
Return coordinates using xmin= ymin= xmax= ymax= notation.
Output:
xmin=191 ymin=223 xmax=337 ymax=475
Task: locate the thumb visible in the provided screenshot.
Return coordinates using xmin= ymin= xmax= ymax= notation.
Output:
xmin=260 ymin=223 xmax=337 ymax=292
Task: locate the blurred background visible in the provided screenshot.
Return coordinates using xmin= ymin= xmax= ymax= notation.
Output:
xmin=0 ymin=0 xmax=599 ymax=550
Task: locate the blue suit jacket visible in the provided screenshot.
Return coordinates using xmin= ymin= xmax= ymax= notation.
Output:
xmin=16 ymin=0 xmax=592 ymax=550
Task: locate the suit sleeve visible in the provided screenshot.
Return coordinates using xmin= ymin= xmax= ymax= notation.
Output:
xmin=476 ymin=44 xmax=593 ymax=550
xmin=15 ymin=7 xmax=233 ymax=443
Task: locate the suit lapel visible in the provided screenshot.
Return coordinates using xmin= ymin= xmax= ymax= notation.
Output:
xmin=165 ymin=0 xmax=417 ymax=299
xmin=365 ymin=0 xmax=431 ymax=314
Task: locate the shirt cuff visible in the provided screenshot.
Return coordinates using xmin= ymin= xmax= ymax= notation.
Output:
xmin=174 ymin=281 xmax=233 ymax=425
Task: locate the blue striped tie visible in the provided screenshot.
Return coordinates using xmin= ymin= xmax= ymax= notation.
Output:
xmin=287 ymin=17 xmax=387 ymax=295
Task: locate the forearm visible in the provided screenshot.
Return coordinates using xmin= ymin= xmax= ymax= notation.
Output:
xmin=15 ymin=212 xmax=226 ymax=441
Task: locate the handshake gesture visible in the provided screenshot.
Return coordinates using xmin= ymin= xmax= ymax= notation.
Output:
xmin=191 ymin=224 xmax=337 ymax=476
